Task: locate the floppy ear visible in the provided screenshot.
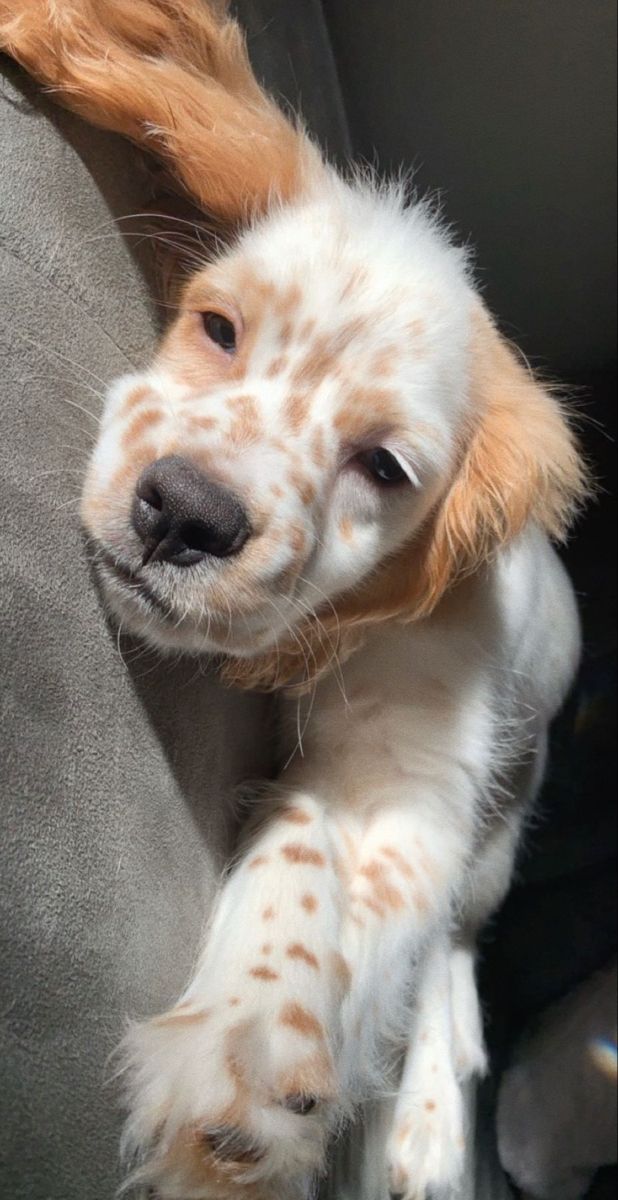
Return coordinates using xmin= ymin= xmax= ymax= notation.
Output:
xmin=0 ymin=0 xmax=321 ymax=224
xmin=414 ymin=305 xmax=589 ymax=615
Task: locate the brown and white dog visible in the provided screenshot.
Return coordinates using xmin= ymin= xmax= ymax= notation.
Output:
xmin=0 ymin=3 xmax=589 ymax=1198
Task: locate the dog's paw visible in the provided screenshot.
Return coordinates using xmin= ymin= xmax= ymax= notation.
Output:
xmin=387 ymin=1073 xmax=465 ymax=1200
xmin=121 ymin=991 xmax=338 ymax=1199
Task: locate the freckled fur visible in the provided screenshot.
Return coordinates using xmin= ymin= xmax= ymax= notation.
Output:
xmin=1 ymin=3 xmax=589 ymax=1199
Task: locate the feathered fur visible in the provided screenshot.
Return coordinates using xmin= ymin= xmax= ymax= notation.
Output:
xmin=0 ymin=3 xmax=589 ymax=1199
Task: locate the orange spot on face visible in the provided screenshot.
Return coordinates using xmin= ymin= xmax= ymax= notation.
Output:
xmin=188 ymin=413 xmax=218 ymax=432
xmin=380 ymin=846 xmax=415 ymax=880
xmin=300 ymin=893 xmax=318 ymax=914
xmin=283 ymin=391 xmax=312 ymax=434
xmin=291 ymin=335 xmax=338 ymax=389
xmin=122 ymin=385 xmax=152 ymax=414
xmin=262 ymin=907 xmax=276 ymax=921
xmin=371 ymin=345 xmax=397 ymax=377
xmin=281 ymin=844 xmax=326 ymax=868
xmin=286 ymin=943 xmax=320 ymax=971
xmin=425 ymin=1100 xmax=437 ymax=1112
xmin=280 ymin=808 xmax=312 ymax=826
xmin=124 ymin=407 xmax=163 ymax=446
xmin=248 ymin=856 xmax=269 ymax=870
xmin=334 ymin=386 xmax=400 ymax=439
xmin=261 ymin=944 xmax=273 ymax=956
xmin=279 ymin=1003 xmax=324 ymax=1041
xmin=229 ymin=998 xmax=241 ymax=1007
xmin=250 ymin=966 xmax=279 ymax=982
xmin=297 ymin=476 xmax=317 ymax=506
xmin=359 ymin=860 xmax=405 ymax=911
xmin=358 ymin=895 xmax=386 ymax=919
xmin=228 ymin=393 xmax=261 ymax=445
xmin=279 ymin=283 xmax=302 ymax=315
xmin=299 ymin=318 xmax=317 ymax=341
xmin=265 ymin=355 xmax=289 ymax=379
xmin=311 ymin=425 xmax=328 ymax=468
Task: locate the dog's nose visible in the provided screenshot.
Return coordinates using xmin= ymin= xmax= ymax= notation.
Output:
xmin=132 ymin=455 xmax=250 ymax=565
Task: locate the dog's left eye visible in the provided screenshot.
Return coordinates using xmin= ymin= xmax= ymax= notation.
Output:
xmin=202 ymin=311 xmax=237 ymax=352
xmin=357 ymin=448 xmax=408 ymax=485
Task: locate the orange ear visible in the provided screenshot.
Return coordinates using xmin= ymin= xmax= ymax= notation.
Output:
xmin=0 ymin=0 xmax=321 ymax=224
xmin=415 ymin=305 xmax=589 ymax=614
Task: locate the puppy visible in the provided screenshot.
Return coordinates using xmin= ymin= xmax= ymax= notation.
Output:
xmin=0 ymin=3 xmax=588 ymax=1197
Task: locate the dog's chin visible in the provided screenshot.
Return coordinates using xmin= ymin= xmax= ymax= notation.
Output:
xmin=95 ymin=559 xmax=277 ymax=660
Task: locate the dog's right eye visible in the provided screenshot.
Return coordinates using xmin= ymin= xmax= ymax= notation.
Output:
xmin=202 ymin=311 xmax=237 ymax=353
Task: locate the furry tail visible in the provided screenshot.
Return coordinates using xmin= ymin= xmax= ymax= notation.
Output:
xmin=0 ymin=0 xmax=322 ymax=222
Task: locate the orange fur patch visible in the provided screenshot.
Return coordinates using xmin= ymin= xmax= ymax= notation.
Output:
xmin=283 ymin=391 xmax=312 ymax=434
xmin=123 ymin=407 xmax=163 ymax=446
xmin=249 ymin=966 xmax=279 ymax=982
xmin=280 ymin=808 xmax=313 ymax=826
xmin=281 ymin=844 xmax=326 ymax=868
xmin=360 ymin=860 xmax=405 ymax=911
xmin=286 ymin=943 xmax=320 ymax=971
xmin=279 ymin=1003 xmax=324 ymax=1041
xmin=265 ymin=355 xmax=289 ymax=379
xmin=380 ymin=846 xmax=415 ymax=879
xmin=122 ymin=384 xmax=152 ymax=414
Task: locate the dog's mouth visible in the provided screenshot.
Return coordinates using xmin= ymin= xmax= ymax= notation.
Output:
xmin=97 ymin=550 xmax=180 ymax=623
xmin=91 ymin=544 xmax=283 ymax=658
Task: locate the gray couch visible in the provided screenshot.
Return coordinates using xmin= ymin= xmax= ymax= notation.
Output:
xmin=0 ymin=2 xmax=348 ymax=1193
xmin=3 ymin=3 xmax=613 ymax=1199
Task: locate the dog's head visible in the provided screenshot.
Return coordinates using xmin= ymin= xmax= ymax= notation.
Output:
xmin=83 ymin=177 xmax=586 ymax=686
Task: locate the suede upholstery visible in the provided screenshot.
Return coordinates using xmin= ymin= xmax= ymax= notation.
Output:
xmin=0 ymin=2 xmax=349 ymax=1194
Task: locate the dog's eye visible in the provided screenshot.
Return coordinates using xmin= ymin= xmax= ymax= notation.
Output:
xmin=202 ymin=312 xmax=237 ymax=352
xmin=357 ymin=448 xmax=408 ymax=485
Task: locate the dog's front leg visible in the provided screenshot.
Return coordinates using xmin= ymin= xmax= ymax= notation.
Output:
xmin=121 ymin=791 xmax=349 ymax=1199
xmin=338 ymin=797 xmax=476 ymax=1200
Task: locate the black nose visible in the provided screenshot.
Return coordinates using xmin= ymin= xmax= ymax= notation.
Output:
xmin=132 ymin=456 xmax=250 ymax=566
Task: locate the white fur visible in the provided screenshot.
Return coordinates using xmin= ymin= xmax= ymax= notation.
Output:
xmin=79 ymin=180 xmax=581 ymax=1199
